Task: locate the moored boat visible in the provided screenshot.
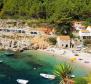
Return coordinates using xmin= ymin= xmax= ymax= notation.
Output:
xmin=16 ymin=79 xmax=29 ymax=84
xmin=40 ymin=73 xmax=56 ymax=80
xmin=70 ymin=75 xmax=75 ymax=78
xmin=4 ymin=52 xmax=14 ymax=56
xmin=0 ymin=60 xmax=3 ymax=63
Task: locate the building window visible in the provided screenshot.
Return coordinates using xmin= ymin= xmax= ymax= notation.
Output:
xmin=83 ymin=36 xmax=86 ymax=39
xmin=87 ymin=36 xmax=90 ymax=39
xmin=66 ymin=44 xmax=68 ymax=48
xmin=0 ymin=29 xmax=2 ymax=31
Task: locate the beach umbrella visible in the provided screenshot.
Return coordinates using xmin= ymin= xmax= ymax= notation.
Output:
xmin=70 ymin=57 xmax=76 ymax=62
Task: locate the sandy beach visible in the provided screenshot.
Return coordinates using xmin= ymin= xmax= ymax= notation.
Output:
xmin=38 ymin=48 xmax=91 ymax=71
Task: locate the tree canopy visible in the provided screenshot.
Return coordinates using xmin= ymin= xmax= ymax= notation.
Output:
xmin=0 ymin=0 xmax=91 ymax=21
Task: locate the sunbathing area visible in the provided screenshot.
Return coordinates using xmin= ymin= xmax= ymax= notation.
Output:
xmin=39 ymin=46 xmax=91 ymax=70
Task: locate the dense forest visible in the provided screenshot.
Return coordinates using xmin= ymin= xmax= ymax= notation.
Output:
xmin=0 ymin=0 xmax=91 ymax=22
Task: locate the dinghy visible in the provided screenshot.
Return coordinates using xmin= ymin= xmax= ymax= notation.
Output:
xmin=70 ymin=75 xmax=75 ymax=78
xmin=16 ymin=79 xmax=29 ymax=84
xmin=40 ymin=73 xmax=55 ymax=80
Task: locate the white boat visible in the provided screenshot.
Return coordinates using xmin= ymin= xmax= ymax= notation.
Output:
xmin=40 ymin=73 xmax=55 ymax=80
xmin=0 ymin=60 xmax=3 ymax=63
xmin=16 ymin=79 xmax=29 ymax=84
xmin=70 ymin=75 xmax=75 ymax=78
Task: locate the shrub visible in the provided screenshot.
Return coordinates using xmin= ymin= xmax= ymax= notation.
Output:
xmin=74 ymin=77 xmax=87 ymax=84
xmin=48 ymin=37 xmax=57 ymax=45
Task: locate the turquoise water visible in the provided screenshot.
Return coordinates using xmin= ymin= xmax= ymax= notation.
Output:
xmin=0 ymin=50 xmax=89 ymax=84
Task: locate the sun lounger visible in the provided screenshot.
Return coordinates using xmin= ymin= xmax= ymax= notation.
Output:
xmin=78 ymin=58 xmax=83 ymax=60
xmin=70 ymin=57 xmax=76 ymax=62
xmin=84 ymin=61 xmax=90 ymax=63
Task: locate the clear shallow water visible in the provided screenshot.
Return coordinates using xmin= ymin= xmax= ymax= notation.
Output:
xmin=0 ymin=50 xmax=89 ymax=84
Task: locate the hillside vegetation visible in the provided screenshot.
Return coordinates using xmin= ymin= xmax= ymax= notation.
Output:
xmin=0 ymin=0 xmax=91 ymax=22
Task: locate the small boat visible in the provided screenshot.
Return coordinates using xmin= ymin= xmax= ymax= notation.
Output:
xmin=70 ymin=75 xmax=75 ymax=78
xmin=0 ymin=60 xmax=3 ymax=63
xmin=40 ymin=73 xmax=55 ymax=80
xmin=4 ymin=52 xmax=14 ymax=56
xmin=16 ymin=79 xmax=29 ymax=84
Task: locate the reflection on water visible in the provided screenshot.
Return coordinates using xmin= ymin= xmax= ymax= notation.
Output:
xmin=0 ymin=50 xmax=89 ymax=84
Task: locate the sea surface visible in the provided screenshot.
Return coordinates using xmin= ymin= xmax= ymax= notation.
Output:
xmin=0 ymin=50 xmax=89 ymax=84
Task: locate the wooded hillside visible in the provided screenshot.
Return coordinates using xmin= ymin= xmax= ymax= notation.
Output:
xmin=0 ymin=0 xmax=91 ymax=22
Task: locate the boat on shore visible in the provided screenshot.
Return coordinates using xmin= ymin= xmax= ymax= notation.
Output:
xmin=16 ymin=79 xmax=29 ymax=84
xmin=40 ymin=73 xmax=56 ymax=80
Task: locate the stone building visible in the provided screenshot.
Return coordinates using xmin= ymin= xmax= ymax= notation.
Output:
xmin=57 ymin=35 xmax=71 ymax=48
xmin=56 ymin=35 xmax=75 ymax=48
